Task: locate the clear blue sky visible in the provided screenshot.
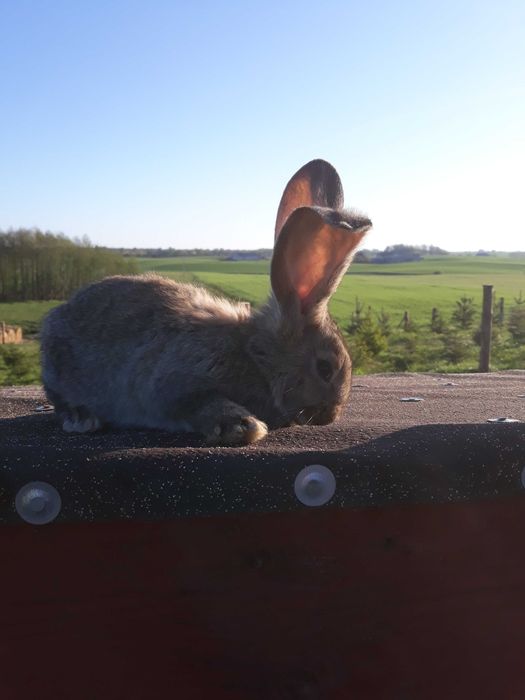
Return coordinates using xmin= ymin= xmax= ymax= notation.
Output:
xmin=1 ymin=0 xmax=523 ymax=251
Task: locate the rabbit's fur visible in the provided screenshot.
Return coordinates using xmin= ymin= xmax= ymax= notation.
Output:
xmin=41 ymin=160 xmax=371 ymax=445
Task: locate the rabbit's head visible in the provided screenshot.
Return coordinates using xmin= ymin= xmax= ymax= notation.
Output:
xmin=250 ymin=160 xmax=371 ymax=428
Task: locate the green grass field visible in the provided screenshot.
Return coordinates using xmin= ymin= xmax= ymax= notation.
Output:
xmin=0 ymin=300 xmax=62 ymax=335
xmin=138 ymin=255 xmax=525 ymax=329
xmin=2 ymin=256 xmax=522 ymax=334
xmin=1 ymin=254 xmax=523 ymax=384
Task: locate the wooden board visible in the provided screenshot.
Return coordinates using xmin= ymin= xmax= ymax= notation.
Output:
xmin=2 ymin=498 xmax=525 ymax=699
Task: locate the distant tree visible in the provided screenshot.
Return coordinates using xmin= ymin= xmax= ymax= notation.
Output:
xmin=0 ymin=228 xmax=137 ymax=302
xmin=372 ymin=245 xmax=423 ymax=264
xmin=348 ymin=297 xmax=365 ymax=333
xmin=347 ymin=302 xmax=387 ymax=359
xmin=451 ymin=296 xmax=476 ymax=329
xmin=424 ymin=245 xmax=449 ymax=256
xmin=353 ymin=250 xmax=371 ymax=263
xmin=112 ymin=247 xmax=273 ymax=259
xmin=442 ymin=329 xmax=472 ymax=363
xmin=508 ymin=305 xmax=525 ymax=344
xmin=376 ymin=309 xmax=391 ymax=336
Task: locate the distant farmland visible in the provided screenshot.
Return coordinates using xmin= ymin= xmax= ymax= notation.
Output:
xmin=1 ymin=254 xmax=523 ymax=385
xmin=139 ymin=255 xmax=525 ymax=329
xmin=2 ymin=254 xmax=522 ymax=336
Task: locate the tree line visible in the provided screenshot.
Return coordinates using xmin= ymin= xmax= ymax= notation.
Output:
xmin=0 ymin=229 xmax=137 ymax=301
xmin=112 ymin=243 xmax=450 ymax=263
xmin=111 ymin=246 xmax=274 ymax=259
xmin=354 ymin=244 xmax=449 ymax=263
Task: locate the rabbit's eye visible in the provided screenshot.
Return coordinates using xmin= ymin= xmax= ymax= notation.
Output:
xmin=316 ymin=359 xmax=333 ymax=382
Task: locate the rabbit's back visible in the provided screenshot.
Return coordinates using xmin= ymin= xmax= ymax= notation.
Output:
xmin=48 ymin=275 xmax=249 ymax=338
xmin=40 ymin=275 xmax=252 ymax=428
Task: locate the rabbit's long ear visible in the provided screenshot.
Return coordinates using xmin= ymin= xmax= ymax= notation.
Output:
xmin=271 ymin=206 xmax=371 ymax=316
xmin=275 ymin=160 xmax=344 ymax=239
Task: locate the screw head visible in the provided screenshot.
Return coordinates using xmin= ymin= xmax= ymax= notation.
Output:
xmin=15 ymin=482 xmax=62 ymax=525
xmin=294 ymin=465 xmax=336 ymax=507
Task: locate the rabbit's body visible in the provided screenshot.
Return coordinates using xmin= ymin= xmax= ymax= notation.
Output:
xmin=42 ymin=276 xmax=273 ymax=439
xmin=41 ymin=160 xmax=371 ymax=444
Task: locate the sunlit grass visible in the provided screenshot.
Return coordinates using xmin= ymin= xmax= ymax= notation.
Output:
xmin=1 ymin=254 xmax=523 ymax=384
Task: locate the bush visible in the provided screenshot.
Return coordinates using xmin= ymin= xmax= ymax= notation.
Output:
xmin=492 ymin=339 xmax=525 ymax=369
xmin=508 ymin=305 xmax=525 ymax=344
xmin=451 ymin=297 xmax=477 ymax=329
xmin=472 ymin=322 xmax=504 ymax=348
xmin=380 ymin=331 xmax=419 ymax=371
xmin=441 ymin=329 xmax=473 ymax=364
xmin=347 ymin=303 xmax=387 ymax=369
xmin=0 ymin=343 xmax=41 ymax=385
xmin=376 ymin=310 xmax=391 ymax=337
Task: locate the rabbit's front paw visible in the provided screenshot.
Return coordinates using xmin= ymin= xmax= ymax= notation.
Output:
xmin=59 ymin=405 xmax=102 ymax=434
xmin=206 ymin=414 xmax=268 ymax=446
xmin=187 ymin=395 xmax=268 ymax=446
xmin=62 ymin=414 xmax=101 ymax=433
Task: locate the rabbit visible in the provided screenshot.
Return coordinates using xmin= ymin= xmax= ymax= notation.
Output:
xmin=40 ymin=159 xmax=372 ymax=445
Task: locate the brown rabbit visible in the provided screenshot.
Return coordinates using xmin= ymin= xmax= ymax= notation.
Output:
xmin=40 ymin=160 xmax=371 ymax=445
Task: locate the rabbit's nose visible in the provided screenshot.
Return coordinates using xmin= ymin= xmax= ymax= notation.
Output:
xmin=312 ymin=404 xmax=339 ymax=425
xmin=297 ymin=405 xmax=336 ymax=426
xmin=313 ymin=410 xmax=336 ymax=425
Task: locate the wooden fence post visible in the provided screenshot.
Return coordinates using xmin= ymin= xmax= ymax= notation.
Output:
xmin=479 ymin=285 xmax=493 ymax=372
xmin=496 ymin=297 xmax=504 ymax=325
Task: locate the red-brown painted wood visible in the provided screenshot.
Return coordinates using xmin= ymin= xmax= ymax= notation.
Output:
xmin=1 ymin=498 xmax=525 ymax=699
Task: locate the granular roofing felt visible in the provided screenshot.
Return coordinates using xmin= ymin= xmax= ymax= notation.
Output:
xmin=1 ymin=372 xmax=524 ymax=453
xmin=1 ymin=372 xmax=524 ymax=522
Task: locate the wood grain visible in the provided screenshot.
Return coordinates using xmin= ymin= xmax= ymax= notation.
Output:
xmin=2 ymin=498 xmax=525 ymax=699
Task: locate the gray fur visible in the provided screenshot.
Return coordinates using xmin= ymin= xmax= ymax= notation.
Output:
xmin=40 ymin=160 xmax=372 ymax=445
